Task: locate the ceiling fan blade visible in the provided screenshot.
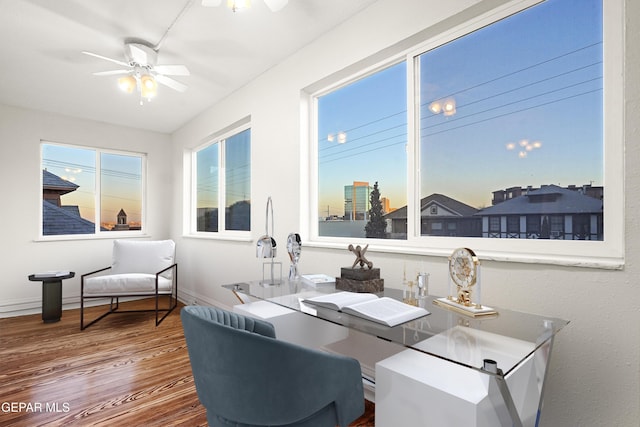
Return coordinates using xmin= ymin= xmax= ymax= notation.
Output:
xmin=155 ymin=74 xmax=188 ymax=92
xmin=154 ymin=64 xmax=190 ymax=76
xmin=82 ymin=51 xmax=129 ymax=67
xmin=263 ymin=0 xmax=288 ymax=12
xmin=93 ymin=70 xmax=130 ymax=76
xmin=201 ymin=0 xmax=222 ymax=6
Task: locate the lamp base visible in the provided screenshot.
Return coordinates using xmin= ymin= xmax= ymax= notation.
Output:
xmin=261 ymin=261 xmax=282 ymax=286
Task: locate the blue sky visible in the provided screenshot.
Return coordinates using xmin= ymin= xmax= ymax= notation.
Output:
xmin=317 ymin=0 xmax=602 ymax=215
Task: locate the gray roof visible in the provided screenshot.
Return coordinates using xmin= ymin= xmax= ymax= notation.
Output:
xmin=476 ymin=184 xmax=603 ymax=216
xmin=43 ymin=169 xmax=79 ymax=193
xmin=385 ymin=193 xmax=479 ymax=219
xmin=42 ymin=200 xmax=100 ymax=235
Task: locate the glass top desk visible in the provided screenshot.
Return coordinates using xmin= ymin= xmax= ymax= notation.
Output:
xmin=224 ymin=279 xmax=568 ymax=426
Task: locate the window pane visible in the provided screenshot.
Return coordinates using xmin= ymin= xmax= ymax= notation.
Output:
xmin=196 ymin=144 xmax=219 ymax=232
xmin=419 ymin=0 xmax=603 ymax=240
xmin=225 ymin=129 xmax=251 ymax=231
xmin=42 ymin=144 xmax=96 ymax=235
xmin=100 ymin=153 xmax=143 ymax=231
xmin=317 ymin=62 xmax=407 ymax=239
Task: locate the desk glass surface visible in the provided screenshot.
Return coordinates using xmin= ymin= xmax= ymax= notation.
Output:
xmin=224 ymin=280 xmax=568 ymax=375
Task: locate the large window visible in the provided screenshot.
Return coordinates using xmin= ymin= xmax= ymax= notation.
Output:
xmin=309 ymin=0 xmax=623 ymax=267
xmin=41 ymin=142 xmax=145 ymax=236
xmin=418 ymin=0 xmax=603 ymax=241
xmin=194 ymin=125 xmax=251 ymax=234
xmin=316 ymin=62 xmax=407 ymax=239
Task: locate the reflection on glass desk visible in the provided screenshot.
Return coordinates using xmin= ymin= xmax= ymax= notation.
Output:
xmin=224 ymin=279 xmax=568 ymax=376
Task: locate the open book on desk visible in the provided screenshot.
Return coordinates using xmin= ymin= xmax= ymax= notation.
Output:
xmin=303 ymin=291 xmax=430 ymax=327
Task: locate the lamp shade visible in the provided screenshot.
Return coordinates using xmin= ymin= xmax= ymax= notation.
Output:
xmin=140 ymin=74 xmax=158 ymax=99
xmin=117 ymin=75 xmax=137 ymax=93
xmin=256 ymin=197 xmax=276 ymax=258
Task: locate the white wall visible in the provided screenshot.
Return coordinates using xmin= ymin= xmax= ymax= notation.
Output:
xmin=0 ymin=104 xmax=173 ymax=316
xmin=0 ymin=0 xmax=636 ymax=424
xmin=170 ymin=0 xmax=640 ymax=426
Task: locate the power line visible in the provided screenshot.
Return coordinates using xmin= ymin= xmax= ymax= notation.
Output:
xmin=422 ymin=77 xmax=602 ymax=132
xmin=420 ymin=62 xmax=602 ymax=122
xmin=320 ymin=87 xmax=601 ymax=165
xmin=422 ymin=88 xmax=602 ymax=138
xmin=419 ymin=41 xmax=602 ymax=108
xmin=317 ymin=42 xmax=602 ymax=148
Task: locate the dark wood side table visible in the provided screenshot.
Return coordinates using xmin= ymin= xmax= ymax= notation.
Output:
xmin=28 ymin=272 xmax=75 ymax=323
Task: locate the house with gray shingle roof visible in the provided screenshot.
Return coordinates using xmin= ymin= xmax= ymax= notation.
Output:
xmin=43 ymin=169 xmax=79 ymax=207
xmin=475 ymin=184 xmax=603 ymax=240
xmin=384 ymin=193 xmax=481 ymax=238
xmin=42 ymin=169 xmax=105 ymax=235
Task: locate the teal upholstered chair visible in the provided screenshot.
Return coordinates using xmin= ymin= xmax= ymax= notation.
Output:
xmin=181 ymin=306 xmax=365 ymax=427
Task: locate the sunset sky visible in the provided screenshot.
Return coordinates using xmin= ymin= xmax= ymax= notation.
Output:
xmin=317 ymin=0 xmax=602 ymax=216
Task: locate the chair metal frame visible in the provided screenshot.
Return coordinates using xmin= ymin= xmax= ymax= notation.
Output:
xmin=80 ymin=263 xmax=178 ymax=330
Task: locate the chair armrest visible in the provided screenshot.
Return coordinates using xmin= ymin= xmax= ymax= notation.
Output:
xmin=81 ymin=266 xmax=112 ymax=280
xmin=156 ymin=263 xmax=177 ymax=277
xmin=81 ymin=266 xmax=111 ymax=296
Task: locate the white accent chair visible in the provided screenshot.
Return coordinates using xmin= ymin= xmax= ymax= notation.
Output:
xmin=80 ymin=239 xmax=178 ymax=330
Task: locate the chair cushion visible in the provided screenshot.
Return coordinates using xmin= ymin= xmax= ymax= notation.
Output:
xmin=111 ymin=239 xmax=175 ymax=275
xmin=84 ymin=273 xmax=173 ymax=296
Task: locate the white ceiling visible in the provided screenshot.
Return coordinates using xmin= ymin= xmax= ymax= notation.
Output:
xmin=0 ymin=0 xmax=378 ymax=133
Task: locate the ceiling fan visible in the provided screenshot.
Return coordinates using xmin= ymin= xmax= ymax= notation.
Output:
xmin=202 ymin=0 xmax=288 ymax=13
xmin=82 ymin=39 xmax=190 ymax=100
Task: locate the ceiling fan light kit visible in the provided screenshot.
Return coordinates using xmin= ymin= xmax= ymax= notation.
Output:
xmin=140 ymin=74 xmax=158 ymax=99
xmin=84 ymin=0 xmax=288 ymax=104
xmin=84 ymin=40 xmax=188 ymax=104
xmin=117 ymin=75 xmax=137 ymax=94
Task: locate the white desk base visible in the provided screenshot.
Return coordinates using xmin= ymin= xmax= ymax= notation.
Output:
xmin=234 ymin=301 xmax=547 ymax=426
xmin=376 ymin=346 xmax=541 ymax=427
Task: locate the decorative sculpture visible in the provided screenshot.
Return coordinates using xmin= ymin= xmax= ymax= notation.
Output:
xmin=336 ymin=243 xmax=383 ymax=292
xmin=287 ymin=233 xmax=302 ymax=280
xmin=257 ymin=197 xmax=281 ymax=285
xmin=348 ymin=244 xmax=373 ymax=269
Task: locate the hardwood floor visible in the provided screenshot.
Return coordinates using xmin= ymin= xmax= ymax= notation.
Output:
xmin=0 ymin=299 xmax=374 ymax=426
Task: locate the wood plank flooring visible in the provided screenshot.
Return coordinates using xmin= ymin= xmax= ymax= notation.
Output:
xmin=0 ymin=299 xmax=374 ymax=426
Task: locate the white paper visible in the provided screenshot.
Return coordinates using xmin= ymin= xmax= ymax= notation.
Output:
xmin=304 ymin=292 xmax=429 ymax=327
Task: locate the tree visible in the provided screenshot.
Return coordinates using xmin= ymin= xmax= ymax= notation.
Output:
xmin=365 ymin=181 xmax=387 ymax=238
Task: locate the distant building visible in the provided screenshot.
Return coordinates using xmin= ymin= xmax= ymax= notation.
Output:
xmin=384 ymin=194 xmax=481 ymax=239
xmin=491 ymin=183 xmax=603 ymax=205
xmin=344 ymin=181 xmax=371 ymax=220
xmin=42 ymin=169 xmax=103 ymax=235
xmin=43 ymin=168 xmax=79 ymax=207
xmin=196 ymin=200 xmax=251 ymax=232
xmin=113 ymin=209 xmax=130 ymax=231
xmin=477 ymin=184 xmax=603 ymax=240
xmin=197 ymin=207 xmax=218 ymax=232
xmin=380 ymin=197 xmax=391 ymax=214
xmin=226 ymin=200 xmax=251 ymax=231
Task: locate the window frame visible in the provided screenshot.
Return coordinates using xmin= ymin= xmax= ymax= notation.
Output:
xmin=39 ymin=140 xmax=147 ymax=240
xmin=304 ymin=0 xmax=624 ymax=269
xmin=188 ymin=121 xmax=252 ymax=240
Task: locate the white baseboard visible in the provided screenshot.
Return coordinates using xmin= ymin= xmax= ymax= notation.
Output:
xmin=0 ymin=290 xmax=218 ymax=319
